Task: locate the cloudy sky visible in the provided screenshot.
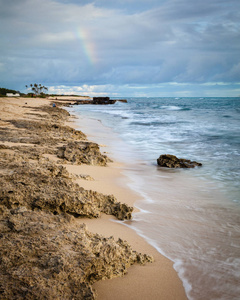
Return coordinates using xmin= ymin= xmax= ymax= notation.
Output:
xmin=0 ymin=0 xmax=240 ymax=97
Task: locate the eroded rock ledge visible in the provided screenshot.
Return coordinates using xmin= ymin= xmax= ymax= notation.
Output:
xmin=57 ymin=141 xmax=112 ymax=166
xmin=0 ymin=155 xmax=132 ymax=220
xmin=0 ymin=101 xmax=152 ymax=299
xmin=0 ymin=207 xmax=152 ymax=299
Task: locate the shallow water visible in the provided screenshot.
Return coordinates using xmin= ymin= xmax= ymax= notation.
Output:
xmin=124 ymin=165 xmax=240 ymax=300
xmin=69 ymin=97 xmax=240 ymax=300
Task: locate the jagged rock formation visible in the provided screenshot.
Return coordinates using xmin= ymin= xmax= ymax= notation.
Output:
xmin=3 ymin=119 xmax=86 ymax=145
xmin=0 ymin=105 xmax=86 ymax=148
xmin=0 ymin=154 xmax=132 ymax=220
xmin=0 ymin=207 xmax=152 ymax=299
xmin=57 ymin=141 xmax=111 ymax=166
xmin=0 ymin=106 xmax=111 ymax=167
xmin=157 ymin=154 xmax=202 ymax=168
xmin=72 ymin=97 xmax=127 ymax=105
xmin=0 ymin=101 xmax=152 ymax=299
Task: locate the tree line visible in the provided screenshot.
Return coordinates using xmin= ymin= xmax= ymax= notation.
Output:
xmin=0 ymin=87 xmax=21 ymax=96
xmin=0 ymin=84 xmax=48 ymax=97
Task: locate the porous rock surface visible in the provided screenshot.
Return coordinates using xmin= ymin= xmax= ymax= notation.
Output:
xmin=0 ymin=207 xmax=152 ymax=299
xmin=0 ymin=101 xmax=152 ymax=299
xmin=0 ymin=155 xmax=132 ymax=220
xmin=2 ymin=114 xmax=86 ymax=146
xmin=57 ymin=141 xmax=111 ymax=166
xmin=157 ymin=154 xmax=202 ymax=168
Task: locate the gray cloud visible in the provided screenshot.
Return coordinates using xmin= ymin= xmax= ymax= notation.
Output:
xmin=0 ymin=0 xmax=239 ymax=95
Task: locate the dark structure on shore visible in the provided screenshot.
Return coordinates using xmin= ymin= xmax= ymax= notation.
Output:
xmin=73 ymin=97 xmax=127 ymax=105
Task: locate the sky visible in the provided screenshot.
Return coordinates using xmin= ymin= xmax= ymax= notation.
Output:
xmin=0 ymin=0 xmax=240 ymax=97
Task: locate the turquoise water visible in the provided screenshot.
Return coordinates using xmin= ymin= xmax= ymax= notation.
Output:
xmin=69 ymin=97 xmax=240 ymax=300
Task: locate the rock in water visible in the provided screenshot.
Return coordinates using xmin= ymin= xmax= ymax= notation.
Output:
xmin=157 ymin=154 xmax=202 ymax=168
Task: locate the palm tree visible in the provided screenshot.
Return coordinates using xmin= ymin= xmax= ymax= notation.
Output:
xmin=26 ymin=83 xmax=48 ymax=96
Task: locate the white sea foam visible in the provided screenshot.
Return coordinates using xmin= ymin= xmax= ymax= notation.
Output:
xmin=173 ymin=260 xmax=193 ymax=298
xmin=160 ymin=105 xmax=183 ymax=110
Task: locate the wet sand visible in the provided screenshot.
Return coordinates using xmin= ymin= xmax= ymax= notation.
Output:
xmin=66 ymin=110 xmax=187 ymax=299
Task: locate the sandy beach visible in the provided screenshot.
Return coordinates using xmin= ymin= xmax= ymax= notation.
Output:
xmin=0 ymin=96 xmax=187 ymax=299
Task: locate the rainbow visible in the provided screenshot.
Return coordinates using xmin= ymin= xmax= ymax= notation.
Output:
xmin=76 ymin=28 xmax=97 ymax=66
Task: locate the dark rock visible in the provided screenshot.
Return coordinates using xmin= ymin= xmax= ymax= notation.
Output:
xmin=157 ymin=154 xmax=202 ymax=168
xmin=92 ymin=97 xmax=112 ymax=104
xmin=73 ymin=98 xmax=127 ymax=105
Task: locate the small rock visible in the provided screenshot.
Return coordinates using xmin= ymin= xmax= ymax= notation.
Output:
xmin=79 ymin=174 xmax=94 ymax=181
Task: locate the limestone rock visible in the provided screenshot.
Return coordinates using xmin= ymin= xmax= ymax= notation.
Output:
xmin=7 ymin=119 xmax=86 ymax=143
xmin=57 ymin=141 xmax=112 ymax=166
xmin=0 ymin=207 xmax=153 ymax=300
xmin=0 ymin=102 xmax=153 ymax=299
xmin=157 ymin=154 xmax=202 ymax=168
xmin=0 ymin=156 xmax=132 ymax=220
xmin=79 ymin=174 xmax=94 ymax=181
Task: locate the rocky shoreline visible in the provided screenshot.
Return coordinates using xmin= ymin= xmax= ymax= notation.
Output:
xmin=0 ymin=99 xmax=153 ymax=299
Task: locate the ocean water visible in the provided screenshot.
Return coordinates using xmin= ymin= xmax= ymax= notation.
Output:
xmin=69 ymin=97 xmax=240 ymax=300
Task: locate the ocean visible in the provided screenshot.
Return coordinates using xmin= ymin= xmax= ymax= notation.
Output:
xmin=69 ymin=97 xmax=240 ymax=300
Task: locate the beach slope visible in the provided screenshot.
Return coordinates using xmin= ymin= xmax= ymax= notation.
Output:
xmin=0 ymin=97 xmax=187 ymax=299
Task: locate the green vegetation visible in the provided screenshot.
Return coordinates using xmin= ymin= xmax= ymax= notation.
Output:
xmin=0 ymin=87 xmax=21 ymax=97
xmin=0 ymin=86 xmax=88 ymax=98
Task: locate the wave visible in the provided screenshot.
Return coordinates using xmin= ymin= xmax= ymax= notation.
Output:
xmin=90 ymin=108 xmax=134 ymax=119
xmin=160 ymin=105 xmax=190 ymax=111
xmin=130 ymin=121 xmax=177 ymax=126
